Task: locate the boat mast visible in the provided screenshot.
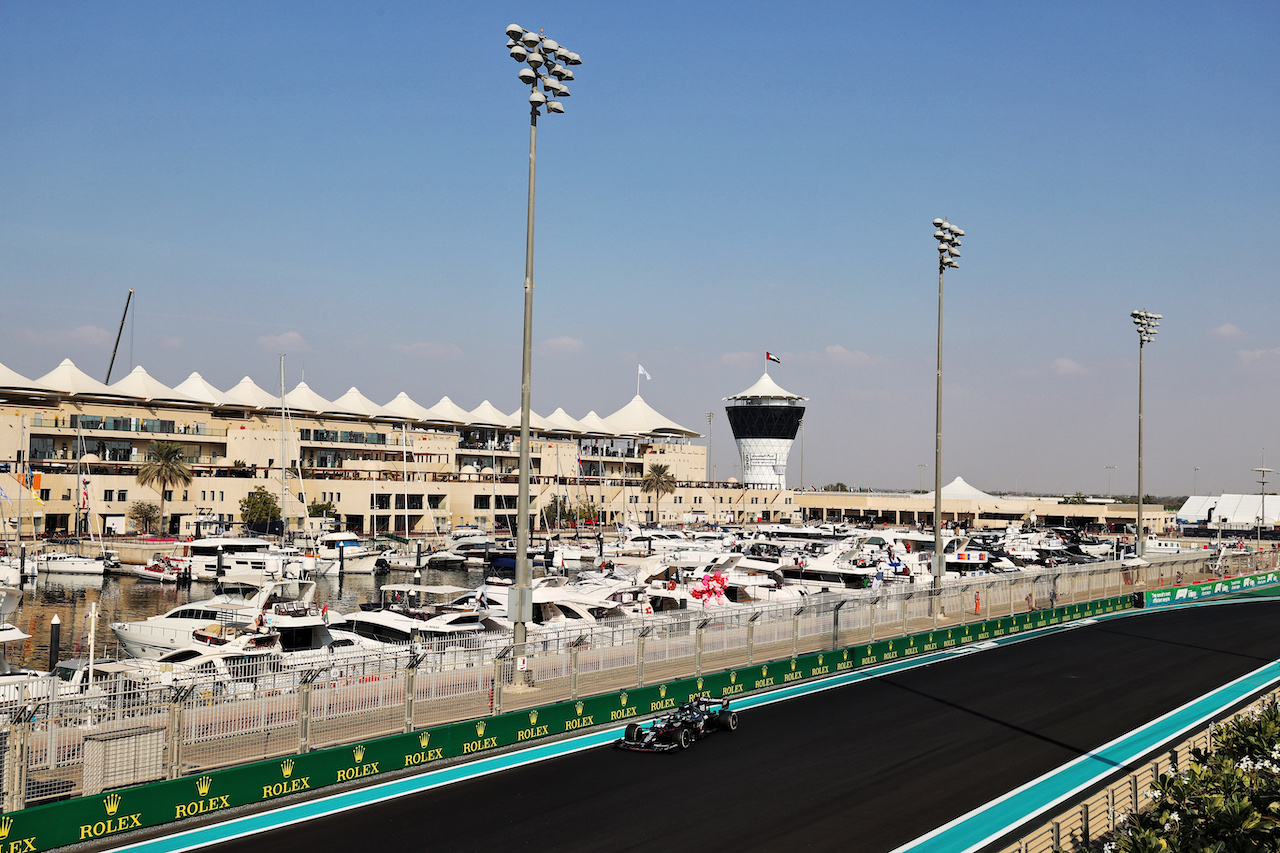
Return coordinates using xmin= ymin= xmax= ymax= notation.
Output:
xmin=279 ymin=354 xmax=286 ymax=542
xmin=402 ymin=423 xmax=409 ymax=543
xmin=17 ymin=416 xmax=23 ymax=544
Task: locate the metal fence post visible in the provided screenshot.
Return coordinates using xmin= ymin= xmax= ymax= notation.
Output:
xmin=403 ymin=665 xmax=417 ymax=733
xmin=870 ymin=598 xmax=877 ymax=641
xmin=298 ymin=682 xmax=312 ymax=754
xmin=831 ymin=601 xmax=846 ymax=651
xmin=636 ymin=635 xmax=646 ymax=688
xmin=695 ymin=622 xmax=705 ymax=677
xmin=1081 ymin=802 xmax=1090 ymax=846
xmin=167 ymin=698 xmax=184 ymax=779
xmin=570 ymin=645 xmax=580 ymax=700
xmin=492 ymin=659 xmax=504 ymax=716
xmin=792 ymin=611 xmax=801 ymax=659
xmin=901 ymin=593 xmax=909 ymax=636
xmin=747 ymin=616 xmax=757 ymax=665
xmin=3 ymin=721 xmax=28 ymax=813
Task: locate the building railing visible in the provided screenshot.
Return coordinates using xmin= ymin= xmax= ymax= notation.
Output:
xmin=0 ymin=551 xmax=1249 ymax=811
xmin=27 ymin=415 xmax=228 ymax=438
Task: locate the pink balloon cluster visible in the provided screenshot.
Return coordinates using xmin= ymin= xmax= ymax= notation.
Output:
xmin=689 ymin=572 xmax=728 ymax=607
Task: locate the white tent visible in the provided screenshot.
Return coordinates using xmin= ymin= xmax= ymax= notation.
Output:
xmin=35 ymin=359 xmax=130 ymax=397
xmin=282 ymin=381 xmax=333 ymax=414
xmin=0 ymin=362 xmax=53 ymax=392
xmin=381 ymin=392 xmax=437 ymax=422
xmin=577 ymin=410 xmax=612 ymax=435
xmin=505 ymin=408 xmax=551 ymax=432
xmin=425 ymin=396 xmax=471 ymax=426
xmin=724 ymin=372 xmax=808 ymax=401
xmin=110 ymin=366 xmax=203 ymax=404
xmin=327 ymin=387 xmax=388 ymax=418
xmin=468 ymin=400 xmax=516 ymax=429
xmin=173 ymin=372 xmax=226 ymax=406
xmin=1177 ymin=495 xmax=1278 ymax=527
xmin=923 ymin=476 xmax=996 ymax=501
xmin=601 ymin=395 xmax=700 ymax=438
xmin=221 ymin=377 xmax=281 ymax=409
xmin=542 ymin=407 xmax=586 ymax=434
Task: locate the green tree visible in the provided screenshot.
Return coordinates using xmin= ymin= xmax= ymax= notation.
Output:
xmin=641 ymin=463 xmax=677 ymax=524
xmin=307 ymin=500 xmax=336 ymax=518
xmin=127 ymin=501 xmax=160 ymax=535
xmin=240 ymin=486 xmax=282 ymax=524
xmin=135 ymin=441 xmax=193 ymax=536
xmin=1063 ymin=492 xmax=1088 ymax=505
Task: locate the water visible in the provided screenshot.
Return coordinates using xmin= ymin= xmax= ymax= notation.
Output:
xmin=3 ymin=564 xmax=492 ymax=670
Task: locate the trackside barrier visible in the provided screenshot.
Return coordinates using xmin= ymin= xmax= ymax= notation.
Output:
xmin=0 ymin=596 xmax=1133 ymax=851
xmin=1140 ymin=569 xmax=1280 ymax=608
xmin=996 ymin=686 xmax=1280 ymax=853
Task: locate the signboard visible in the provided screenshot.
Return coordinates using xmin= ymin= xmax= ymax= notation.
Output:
xmin=1143 ymin=570 xmax=1280 ymax=609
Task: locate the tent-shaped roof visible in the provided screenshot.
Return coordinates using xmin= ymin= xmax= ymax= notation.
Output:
xmin=424 ymin=396 xmax=470 ymax=426
xmin=601 ymin=395 xmax=700 ymax=438
xmin=577 ymin=410 xmax=612 ymax=435
xmin=282 ymin=382 xmax=333 ymax=414
xmin=381 ymin=392 xmax=436 ymax=422
xmin=506 ymin=408 xmax=551 ymax=432
xmin=0 ymin=362 xmax=53 ymax=392
xmin=221 ymin=377 xmax=281 ymax=409
xmin=724 ymin=372 xmax=808 ymax=401
xmin=542 ymin=407 xmax=586 ymax=434
xmin=173 ymin=372 xmax=226 ymax=406
xmin=1177 ymin=494 xmax=1278 ymax=526
xmin=468 ymin=400 xmax=516 ymax=429
xmin=326 ymin=387 xmax=388 ymax=418
xmin=36 ymin=359 xmax=131 ymax=398
xmin=110 ymin=366 xmax=203 ymax=404
xmin=924 ymin=476 xmax=996 ymax=501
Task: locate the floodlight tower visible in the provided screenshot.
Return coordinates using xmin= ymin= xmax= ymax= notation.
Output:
xmin=1131 ymin=309 xmax=1161 ymax=556
xmin=504 ymin=23 xmax=581 ymax=682
xmin=932 ymin=218 xmax=963 ymax=587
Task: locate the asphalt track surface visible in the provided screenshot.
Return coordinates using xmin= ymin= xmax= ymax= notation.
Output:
xmin=197 ymin=601 xmax=1280 ymax=853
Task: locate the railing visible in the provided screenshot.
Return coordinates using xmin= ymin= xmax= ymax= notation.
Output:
xmin=0 ymin=551 xmax=1245 ymax=811
xmin=28 ymin=415 xmax=228 ymax=438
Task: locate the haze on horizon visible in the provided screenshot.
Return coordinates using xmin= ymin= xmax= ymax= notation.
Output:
xmin=2 ymin=2 xmax=1276 ymax=498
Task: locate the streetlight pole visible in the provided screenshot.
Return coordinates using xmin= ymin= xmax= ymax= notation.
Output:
xmin=705 ymin=412 xmax=713 ymax=483
xmin=505 ymin=23 xmax=581 ymax=684
xmin=1105 ymin=465 xmax=1117 ymax=497
xmin=1254 ymin=453 xmax=1271 ymax=554
xmin=1193 ymin=466 xmax=1199 ymax=496
xmin=917 ymin=463 xmax=927 ymax=492
xmin=932 ymin=218 xmax=963 ymax=588
xmin=1131 ymin=309 xmax=1161 ymax=557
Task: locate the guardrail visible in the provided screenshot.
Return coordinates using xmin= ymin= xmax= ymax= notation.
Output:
xmin=0 ymin=550 xmax=1261 ymax=847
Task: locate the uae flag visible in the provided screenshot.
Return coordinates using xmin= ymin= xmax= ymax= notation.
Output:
xmin=765 ymin=352 xmax=781 ymax=364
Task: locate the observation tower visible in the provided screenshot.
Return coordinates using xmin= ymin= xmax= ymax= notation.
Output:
xmin=724 ymin=371 xmax=807 ymax=489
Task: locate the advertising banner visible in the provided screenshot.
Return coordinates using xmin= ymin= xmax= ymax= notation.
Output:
xmin=1143 ymin=570 xmax=1280 ymax=609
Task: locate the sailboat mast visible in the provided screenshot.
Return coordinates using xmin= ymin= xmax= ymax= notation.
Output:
xmin=402 ymin=423 xmax=408 ymax=542
xmin=17 ymin=416 xmax=24 ymax=544
xmin=279 ymin=355 xmax=286 ymax=541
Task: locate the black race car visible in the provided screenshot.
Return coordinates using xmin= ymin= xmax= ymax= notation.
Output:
xmin=614 ymin=697 xmax=739 ymax=752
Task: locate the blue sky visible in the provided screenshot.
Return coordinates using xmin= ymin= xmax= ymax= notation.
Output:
xmin=2 ymin=2 xmax=1277 ymax=496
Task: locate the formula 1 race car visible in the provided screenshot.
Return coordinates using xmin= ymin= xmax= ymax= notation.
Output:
xmin=614 ymin=697 xmax=739 ymax=752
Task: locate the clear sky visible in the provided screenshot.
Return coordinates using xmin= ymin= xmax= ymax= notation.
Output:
xmin=2 ymin=2 xmax=1277 ymax=497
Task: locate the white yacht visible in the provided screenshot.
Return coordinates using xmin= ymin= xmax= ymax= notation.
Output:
xmin=110 ymin=576 xmax=346 ymax=658
xmin=314 ymin=530 xmax=382 ymax=574
xmin=35 ymin=550 xmax=106 ymax=576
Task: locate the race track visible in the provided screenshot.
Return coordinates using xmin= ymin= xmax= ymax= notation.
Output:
xmin=196 ymin=601 xmax=1280 ymax=853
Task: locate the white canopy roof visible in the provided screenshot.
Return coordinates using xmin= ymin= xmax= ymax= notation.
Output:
xmin=109 ymin=366 xmax=203 ymax=404
xmin=506 ymin=408 xmax=551 ymax=432
xmin=468 ymin=400 xmax=516 ymax=429
xmin=924 ymin=476 xmax=996 ymax=501
xmin=173 ymin=372 xmax=226 ymax=406
xmin=282 ymin=381 xmax=333 ymax=414
xmin=381 ymin=392 xmax=436 ymax=422
xmin=601 ymin=395 xmax=700 ymax=438
xmin=36 ymin=359 xmax=130 ymax=397
xmin=327 ymin=387 xmax=388 ymax=418
xmin=724 ymin=372 xmax=807 ymax=401
xmin=0 ymin=362 xmax=52 ymax=392
xmin=221 ymin=377 xmax=281 ymax=409
xmin=542 ymin=407 xmax=586 ymax=434
xmin=425 ymin=396 xmax=470 ymax=425
xmin=576 ymin=410 xmax=612 ymax=435
xmin=1178 ymin=495 xmax=1278 ymax=526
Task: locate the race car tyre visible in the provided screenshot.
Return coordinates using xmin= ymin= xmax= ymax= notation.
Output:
xmin=624 ymin=723 xmax=641 ymax=742
xmin=718 ymin=711 xmax=739 ymax=732
xmin=676 ymin=726 xmax=692 ymax=749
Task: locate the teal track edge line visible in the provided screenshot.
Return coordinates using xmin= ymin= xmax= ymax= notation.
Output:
xmin=890 ymin=657 xmax=1280 ymax=853
xmin=103 ymin=614 xmax=1115 ymax=853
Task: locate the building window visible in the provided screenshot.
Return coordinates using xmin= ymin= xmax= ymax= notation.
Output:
xmin=219 ymin=491 xmax=224 ymax=502
xmin=117 ymin=490 xmax=127 ymax=501
xmin=201 ymin=491 xmax=206 ymax=501
xmin=40 ymin=489 xmax=51 ymax=502
xmin=474 ymin=495 xmax=490 ymax=510
xmin=103 ymin=490 xmax=114 ymax=502
xmin=408 ymin=495 xmax=423 ymax=510
xmin=163 ymin=490 xmax=173 ymax=501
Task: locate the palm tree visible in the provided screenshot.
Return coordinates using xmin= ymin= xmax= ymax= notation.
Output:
xmin=641 ymin=463 xmax=677 ymax=526
xmin=136 ymin=441 xmax=193 ymax=537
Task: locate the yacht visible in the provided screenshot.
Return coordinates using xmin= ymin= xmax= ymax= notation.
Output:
xmin=110 ymin=576 xmax=346 ymax=658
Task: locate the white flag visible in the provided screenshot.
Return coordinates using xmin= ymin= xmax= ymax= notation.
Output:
xmin=638 ymin=364 xmax=651 ymax=380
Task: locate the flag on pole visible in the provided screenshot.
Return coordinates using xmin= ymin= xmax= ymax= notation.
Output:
xmin=638 ymin=364 xmax=651 ymax=380
xmin=766 ymin=352 xmax=781 ymax=364
xmin=0 ymin=485 xmax=8 ymax=504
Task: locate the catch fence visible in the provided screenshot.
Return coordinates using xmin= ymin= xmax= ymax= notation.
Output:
xmin=0 ymin=550 xmax=1254 ymax=812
